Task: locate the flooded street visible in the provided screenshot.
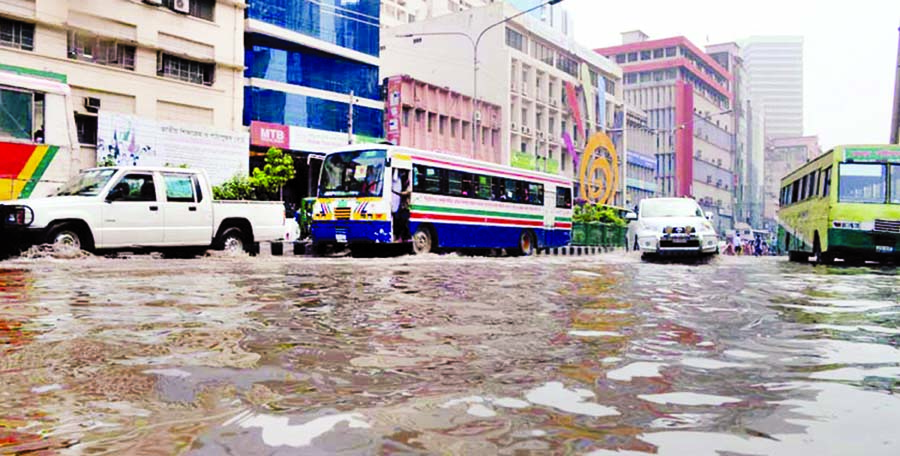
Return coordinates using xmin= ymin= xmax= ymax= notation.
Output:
xmin=1 ymin=253 xmax=898 ymax=455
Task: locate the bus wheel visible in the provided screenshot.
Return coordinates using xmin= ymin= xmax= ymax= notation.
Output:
xmin=516 ymin=231 xmax=535 ymax=256
xmin=412 ymin=226 xmax=435 ymax=255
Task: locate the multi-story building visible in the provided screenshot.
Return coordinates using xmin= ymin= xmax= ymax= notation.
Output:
xmin=381 ymin=2 xmax=622 ymax=183
xmin=740 ymin=36 xmax=803 ymax=140
xmin=619 ymin=106 xmax=658 ymax=208
xmin=243 ymin=0 xmax=384 ymax=203
xmin=381 ymin=0 xmax=572 ymax=37
xmin=0 ymin=0 xmax=246 ymax=173
xmin=891 ymin=27 xmax=900 ymax=144
xmin=383 ymin=74 xmax=502 ymax=161
xmin=748 ymin=99 xmax=766 ymax=229
xmin=597 ymin=31 xmax=736 ymax=231
xmin=708 ymin=42 xmax=762 ymax=227
xmin=763 ymin=135 xmax=821 ymax=226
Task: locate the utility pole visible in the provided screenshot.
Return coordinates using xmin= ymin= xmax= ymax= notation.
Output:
xmin=621 ymin=104 xmax=628 ymax=208
xmin=891 ymin=24 xmax=900 ymax=144
xmin=348 ymin=90 xmax=355 ymax=145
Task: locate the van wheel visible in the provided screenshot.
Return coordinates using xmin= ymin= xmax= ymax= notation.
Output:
xmin=517 ymin=230 xmax=535 ymax=256
xmin=216 ymin=227 xmax=246 ymax=253
xmin=46 ymin=224 xmax=88 ymax=251
xmin=412 ymin=226 xmax=435 ymax=255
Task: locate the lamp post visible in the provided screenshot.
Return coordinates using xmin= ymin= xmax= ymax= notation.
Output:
xmin=397 ymin=0 xmax=565 ymax=159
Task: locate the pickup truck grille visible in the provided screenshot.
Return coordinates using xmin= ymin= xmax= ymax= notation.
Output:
xmin=334 ymin=207 xmax=352 ymax=220
xmin=874 ymin=219 xmax=900 ymax=233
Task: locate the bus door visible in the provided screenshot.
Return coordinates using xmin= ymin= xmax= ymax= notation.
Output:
xmin=388 ymin=151 xmax=412 ymax=241
xmin=542 ymin=186 xmax=556 ymax=246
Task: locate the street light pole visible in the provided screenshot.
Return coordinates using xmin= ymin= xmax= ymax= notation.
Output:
xmin=397 ymin=0 xmax=564 ymax=160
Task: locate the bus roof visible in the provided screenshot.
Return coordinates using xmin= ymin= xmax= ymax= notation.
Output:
xmin=782 ymin=144 xmax=900 ymax=183
xmin=325 ymin=143 xmax=574 ymax=187
xmin=0 ymin=70 xmax=71 ymax=96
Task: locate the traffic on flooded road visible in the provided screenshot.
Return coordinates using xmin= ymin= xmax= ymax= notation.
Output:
xmin=1 ymin=253 xmax=897 ymax=454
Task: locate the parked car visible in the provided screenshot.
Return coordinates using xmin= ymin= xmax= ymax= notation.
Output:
xmin=0 ymin=167 xmax=285 ymax=255
xmin=625 ymin=197 xmax=719 ymax=259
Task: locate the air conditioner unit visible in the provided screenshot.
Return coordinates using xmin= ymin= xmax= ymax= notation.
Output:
xmin=173 ymin=0 xmax=190 ymax=14
xmin=474 ymin=111 xmax=482 ymax=123
xmin=511 ymin=122 xmax=518 ymax=131
xmin=511 ymin=82 xmax=518 ymax=92
xmin=84 ymin=97 xmax=101 ymax=113
xmin=523 ymin=126 xmax=531 ymax=135
xmin=538 ymin=131 xmax=545 ymax=139
xmin=550 ymin=99 xmax=558 ymax=107
xmin=143 ymin=0 xmax=163 ymax=5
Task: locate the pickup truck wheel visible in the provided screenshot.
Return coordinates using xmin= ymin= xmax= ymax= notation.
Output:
xmin=47 ymin=224 xmax=83 ymax=250
xmin=218 ymin=227 xmax=246 ymax=253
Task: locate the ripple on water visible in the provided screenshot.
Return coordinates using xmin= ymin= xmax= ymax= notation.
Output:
xmin=525 ymin=382 xmax=619 ymax=417
xmin=638 ymin=392 xmax=742 ymax=406
xmin=227 ymin=411 xmax=371 ymax=448
xmin=607 ymin=362 xmax=666 ymax=382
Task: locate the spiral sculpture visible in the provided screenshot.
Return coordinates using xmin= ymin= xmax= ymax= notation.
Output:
xmin=578 ymin=132 xmax=619 ymax=205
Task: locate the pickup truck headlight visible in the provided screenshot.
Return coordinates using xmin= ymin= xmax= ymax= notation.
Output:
xmin=1 ymin=205 xmax=34 ymax=226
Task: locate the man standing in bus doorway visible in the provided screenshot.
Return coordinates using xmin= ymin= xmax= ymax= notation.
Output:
xmin=392 ymin=169 xmax=411 ymax=242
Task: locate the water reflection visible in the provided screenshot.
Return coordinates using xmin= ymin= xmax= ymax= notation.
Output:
xmin=0 ymin=255 xmax=896 ymax=454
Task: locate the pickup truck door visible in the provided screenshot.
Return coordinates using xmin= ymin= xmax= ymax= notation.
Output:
xmin=161 ymin=172 xmax=213 ymax=245
xmin=100 ymin=172 xmax=164 ymax=247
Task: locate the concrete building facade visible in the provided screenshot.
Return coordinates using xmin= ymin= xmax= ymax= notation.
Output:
xmin=381 ymin=2 xmax=622 ymax=181
xmin=597 ymin=31 xmax=736 ymax=231
xmin=383 ymin=74 xmax=502 ymax=161
xmin=381 ymin=0 xmax=572 ymax=37
xmin=740 ymin=36 xmax=803 ymax=140
xmin=763 ymin=135 xmax=821 ymax=225
xmin=0 ymin=0 xmax=246 ymax=168
xmin=243 ymin=0 xmax=384 ymax=204
xmin=620 ymin=106 xmax=658 ymax=207
xmin=892 ymin=26 xmax=900 ymax=144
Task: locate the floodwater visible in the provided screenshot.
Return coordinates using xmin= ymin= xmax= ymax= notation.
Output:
xmin=0 ymin=253 xmax=898 ymax=455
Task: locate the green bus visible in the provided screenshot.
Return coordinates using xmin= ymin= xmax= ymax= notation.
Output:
xmin=778 ymin=144 xmax=900 ymax=264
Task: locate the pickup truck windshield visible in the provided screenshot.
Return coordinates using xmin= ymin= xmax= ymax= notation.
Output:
xmin=319 ymin=150 xmax=387 ymax=198
xmin=54 ymin=169 xmax=117 ymax=196
xmin=641 ymin=199 xmax=704 ymax=218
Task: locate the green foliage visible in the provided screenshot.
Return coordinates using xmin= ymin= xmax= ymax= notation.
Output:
xmin=572 ymin=203 xmax=626 ymax=226
xmin=164 ymin=163 xmax=190 ymax=168
xmin=251 ymin=147 xmax=295 ymax=199
xmin=212 ymin=174 xmax=258 ymax=200
xmin=97 ymin=157 xmax=116 ymax=167
xmin=212 ymin=147 xmax=295 ymax=200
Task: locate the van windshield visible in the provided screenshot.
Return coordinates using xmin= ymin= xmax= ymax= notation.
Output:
xmin=319 ymin=150 xmax=387 ymax=198
xmin=54 ymin=169 xmax=117 ymax=196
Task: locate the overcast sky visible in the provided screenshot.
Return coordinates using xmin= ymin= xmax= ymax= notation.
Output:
xmin=558 ymin=0 xmax=900 ymax=149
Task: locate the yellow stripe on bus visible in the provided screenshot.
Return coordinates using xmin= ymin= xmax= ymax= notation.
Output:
xmin=11 ymin=145 xmax=48 ymax=198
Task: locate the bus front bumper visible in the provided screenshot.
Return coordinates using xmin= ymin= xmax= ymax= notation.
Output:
xmin=828 ymin=228 xmax=900 ymax=259
xmin=311 ymin=221 xmax=393 ymax=245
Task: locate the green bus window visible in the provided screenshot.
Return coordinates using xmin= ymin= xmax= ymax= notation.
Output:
xmin=838 ymin=163 xmax=886 ymax=203
xmin=476 ymin=175 xmax=492 ymax=200
xmin=892 ymin=165 xmax=900 ymax=204
xmin=791 ymin=180 xmax=800 ymax=204
xmin=823 ymin=166 xmax=832 ymax=197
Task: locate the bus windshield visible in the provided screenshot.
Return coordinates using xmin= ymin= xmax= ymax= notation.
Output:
xmin=839 ymin=163 xmax=886 ymax=203
xmin=54 ymin=169 xmax=117 ymax=196
xmin=319 ymin=149 xmax=387 ymax=198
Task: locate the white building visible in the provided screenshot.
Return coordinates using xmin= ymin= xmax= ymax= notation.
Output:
xmin=740 ymin=36 xmax=804 ymax=140
xmin=381 ymin=2 xmax=621 ymax=180
xmin=0 ymin=0 xmax=246 ymax=170
xmin=381 ymin=0 xmax=573 ymax=37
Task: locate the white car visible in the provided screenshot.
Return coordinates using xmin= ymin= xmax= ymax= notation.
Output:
xmin=625 ymin=198 xmax=719 ymax=258
xmin=1 ymin=167 xmax=286 ymax=254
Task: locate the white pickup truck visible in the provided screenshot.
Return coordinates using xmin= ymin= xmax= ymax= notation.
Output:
xmin=0 ymin=166 xmax=285 ymax=254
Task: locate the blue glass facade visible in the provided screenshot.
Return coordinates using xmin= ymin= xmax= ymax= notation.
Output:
xmin=244 ymin=87 xmax=383 ymax=139
xmin=245 ymin=37 xmax=380 ymax=100
xmin=247 ymin=0 xmax=380 ymax=57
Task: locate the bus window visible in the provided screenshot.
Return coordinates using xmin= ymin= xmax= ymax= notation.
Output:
xmin=791 ymin=180 xmax=800 ymax=204
xmin=812 ymin=170 xmax=819 ymax=198
xmin=413 ymin=164 xmax=442 ymax=194
xmin=447 ymin=170 xmax=463 ymax=196
xmin=892 ymin=165 xmax=900 ymax=204
xmin=0 ymin=87 xmax=34 ymax=140
xmin=460 ymin=172 xmax=474 ymax=197
xmin=838 ymin=163 xmax=886 ymax=203
xmin=476 ymin=175 xmax=491 ymax=200
xmin=504 ymin=179 xmax=517 ymax=202
xmin=556 ymin=187 xmax=572 ymax=208
xmin=822 ymin=166 xmax=832 ymax=197
xmin=528 ymin=183 xmax=543 ymax=205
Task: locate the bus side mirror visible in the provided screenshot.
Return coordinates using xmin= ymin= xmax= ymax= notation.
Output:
xmin=625 ymin=212 xmax=637 ymax=221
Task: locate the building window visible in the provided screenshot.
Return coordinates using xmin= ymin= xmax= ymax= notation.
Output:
xmin=506 ymin=27 xmax=525 ymax=52
xmin=640 ymin=50 xmax=651 ymax=60
xmin=157 ymin=53 xmax=215 ymax=86
xmin=451 ymin=118 xmax=458 ymax=138
xmin=653 ymin=48 xmax=663 ymax=58
xmin=532 ymin=41 xmax=555 ymax=66
xmin=625 ymin=73 xmax=637 ymax=84
xmin=67 ymin=31 xmax=136 ymax=70
xmin=0 ymin=17 xmax=34 ymax=51
xmin=665 ymin=46 xmax=676 ymax=57
xmin=402 ymin=107 xmax=410 ymax=127
xmin=615 ymin=54 xmax=626 ymax=64
xmin=439 ymin=115 xmax=447 ymax=135
xmin=627 ymin=52 xmax=638 ymax=62
xmin=162 ymin=0 xmax=215 ymax=21
xmin=589 ymin=70 xmax=599 ymax=88
xmin=556 ymin=55 xmax=578 ymax=77
xmin=75 ymin=113 xmax=98 ymax=145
